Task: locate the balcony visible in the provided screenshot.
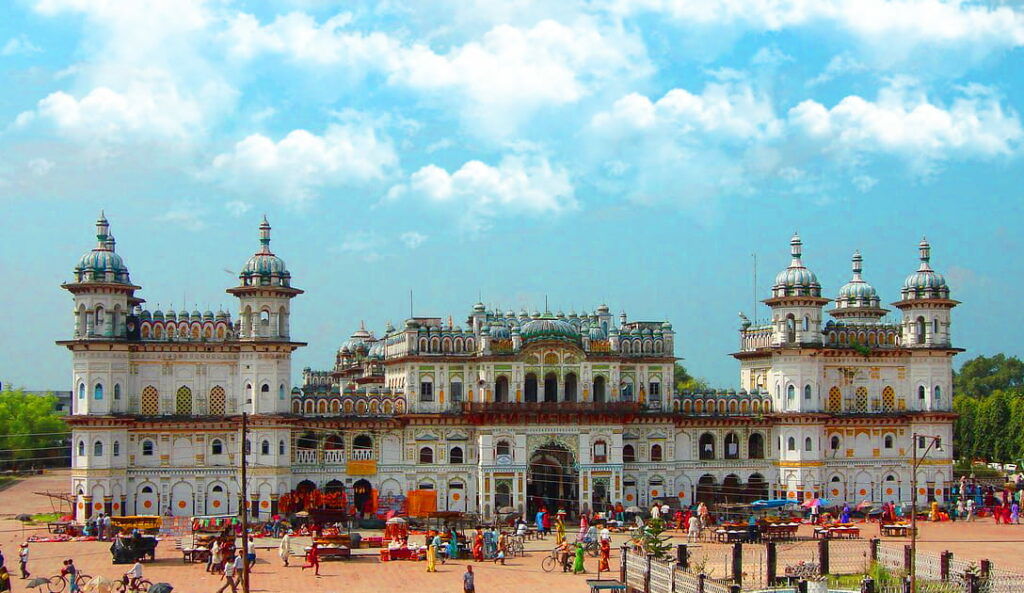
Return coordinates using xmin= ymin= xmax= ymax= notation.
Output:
xmin=351 ymin=448 xmax=373 ymax=461
xmin=324 ymin=450 xmax=345 ymax=464
xmin=294 ymin=449 xmax=318 ymax=464
xmin=455 ymin=401 xmax=643 ymax=415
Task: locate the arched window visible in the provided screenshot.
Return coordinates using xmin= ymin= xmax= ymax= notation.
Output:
xmin=724 ymin=432 xmax=739 ymax=459
xmin=495 ymin=440 xmax=511 ymax=457
xmin=748 ymin=433 xmax=765 ymax=459
xmin=884 ymin=435 xmax=894 ymax=449
xmin=827 ymin=386 xmax=841 ymax=412
xmin=916 ymin=316 xmax=926 ymax=344
xmin=77 ymin=440 xmax=85 ymax=456
xmin=176 ymin=386 xmax=192 ymax=415
xmin=261 ymin=383 xmax=270 ymax=394
xmin=787 ymin=437 xmax=796 ymax=451
xmin=934 ymin=385 xmax=942 ymax=401
xmin=803 ymin=315 xmax=810 ymax=331
xmin=78 ymin=383 xmax=85 ymax=399
xmin=93 ymin=441 xmax=103 ymax=456
xmin=564 ymin=372 xmax=578 ymax=402
xmin=804 ymin=385 xmax=812 ymax=400
xmin=113 ymin=384 xmax=121 ymax=400
xmin=450 ymin=446 xmax=464 ymax=464
xmin=495 ymin=376 xmax=509 ymax=403
xmin=830 ymin=435 xmax=841 ymax=450
xmin=786 ymin=314 xmax=796 ymax=343
xmin=621 ymin=378 xmax=634 ymax=402
xmin=419 ymin=446 xmax=434 ymax=464
xmin=420 ymin=377 xmax=434 ymax=402
xmin=918 ymin=386 xmax=926 ymax=400
xmin=787 ymin=384 xmax=795 ymax=403
xmin=593 ymin=440 xmax=607 ymax=463
xmin=651 ymin=444 xmax=663 ymax=461
xmin=261 ymin=440 xmax=270 ymax=455
xmin=113 ymin=441 xmax=120 ymax=456
xmin=95 ymin=305 xmax=104 ymax=327
xmin=804 ymin=437 xmax=813 ymax=451
xmin=699 ymin=433 xmax=715 ymax=460
xmin=209 ymin=386 xmax=226 ymax=416
xmin=593 ymin=376 xmax=606 ymax=403
xmin=882 ymin=386 xmax=895 ymax=411
xmin=353 ymin=434 xmax=373 ymax=451
xmin=623 ymin=444 xmax=636 ymax=463
xmin=278 ymin=385 xmax=286 ymax=400
xmin=94 ymin=383 xmax=104 ymax=400
xmin=211 ymin=439 xmax=223 ymax=455
xmin=544 ymin=372 xmax=558 ymax=402
xmin=279 ymin=440 xmax=286 ymax=455
xmin=142 ymin=440 xmax=154 ymax=456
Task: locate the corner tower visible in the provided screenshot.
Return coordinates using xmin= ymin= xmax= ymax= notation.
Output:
xmin=765 ymin=234 xmax=829 ymax=347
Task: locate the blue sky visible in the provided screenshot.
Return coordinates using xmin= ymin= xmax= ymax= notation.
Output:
xmin=1 ymin=0 xmax=1022 ymax=389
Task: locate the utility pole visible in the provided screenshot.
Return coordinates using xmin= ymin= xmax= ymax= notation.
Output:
xmin=910 ymin=433 xmax=942 ymax=593
xmin=240 ymin=411 xmax=250 ymax=593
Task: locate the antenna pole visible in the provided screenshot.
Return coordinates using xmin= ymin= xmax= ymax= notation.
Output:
xmin=409 ymin=290 xmax=413 ymax=319
xmin=240 ymin=411 xmax=250 ymax=593
xmin=752 ymin=253 xmax=757 ymax=324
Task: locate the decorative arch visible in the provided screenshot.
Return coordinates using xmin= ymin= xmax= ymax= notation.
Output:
xmin=141 ymin=385 xmax=159 ymax=415
xmin=176 ymin=386 xmax=192 ymax=415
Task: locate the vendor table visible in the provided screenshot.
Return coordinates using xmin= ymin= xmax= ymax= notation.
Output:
xmin=379 ymin=547 xmax=425 ymax=561
xmin=881 ymin=525 xmax=911 ymax=537
xmin=47 ymin=522 xmax=74 ymax=534
xmin=586 ymin=580 xmax=628 ymax=593
xmin=309 ymin=546 xmax=351 ymax=560
xmin=182 ymin=548 xmax=210 ymax=563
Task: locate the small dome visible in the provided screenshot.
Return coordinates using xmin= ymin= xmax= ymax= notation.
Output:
xmin=73 ymin=213 xmax=132 ymax=284
xmin=166 ymin=310 xmax=177 ymax=321
xmin=588 ymin=325 xmax=607 ymax=340
xmin=339 ymin=322 xmax=373 ymax=353
xmin=473 ymin=302 xmax=486 ymax=313
xmin=367 ymin=340 xmax=385 ymax=359
xmin=490 ymin=324 xmax=511 ymax=339
xmin=836 ymin=251 xmax=880 ymax=306
xmin=661 ymin=321 xmax=673 ymax=330
xmin=901 ymin=238 xmax=949 ymax=299
xmin=520 ymin=317 xmax=581 ymax=344
xmin=140 ymin=310 xmax=152 ymax=321
xmin=772 ymin=234 xmax=821 ymax=297
xmin=153 ymin=309 xmax=164 ymax=321
xmin=239 ymin=217 xmax=291 ymax=287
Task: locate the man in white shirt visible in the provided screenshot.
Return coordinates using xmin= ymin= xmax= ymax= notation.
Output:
xmin=650 ymin=504 xmax=660 ymax=520
xmin=660 ymin=503 xmax=670 ymax=518
xmin=217 ymin=555 xmax=237 ymax=593
xmin=123 ymin=558 xmax=143 ymax=590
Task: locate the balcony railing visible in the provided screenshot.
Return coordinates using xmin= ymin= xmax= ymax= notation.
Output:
xmin=455 ymin=401 xmax=643 ymax=414
xmin=351 ymin=448 xmax=373 ymax=461
xmin=295 ymin=449 xmax=317 ymax=464
xmin=324 ymin=450 xmax=345 ymax=464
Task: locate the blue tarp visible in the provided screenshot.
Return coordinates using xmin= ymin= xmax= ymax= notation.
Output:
xmin=751 ymin=499 xmax=799 ymax=508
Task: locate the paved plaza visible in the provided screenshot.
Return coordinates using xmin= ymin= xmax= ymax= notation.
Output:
xmin=5 ymin=472 xmax=1024 ymax=593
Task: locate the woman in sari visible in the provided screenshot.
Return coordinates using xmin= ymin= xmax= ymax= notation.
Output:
xmin=572 ymin=542 xmax=586 ymax=574
xmin=426 ymin=534 xmax=438 ymax=572
xmin=598 ymin=538 xmax=610 ymax=573
xmin=555 ymin=518 xmax=566 ymax=546
xmin=473 ymin=531 xmax=484 ymax=562
xmin=448 ymin=529 xmax=460 ymax=560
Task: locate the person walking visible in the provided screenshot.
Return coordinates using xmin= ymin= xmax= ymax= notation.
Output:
xmin=208 ymin=539 xmax=221 ymax=573
xmin=0 ymin=566 xmax=10 ymax=593
xmin=426 ymin=535 xmax=438 ymax=572
xmin=448 ymin=529 xmax=460 ymax=561
xmin=687 ymin=513 xmax=701 ymax=543
xmin=598 ymin=537 xmax=610 ymax=573
xmin=215 ymin=553 xmax=237 ymax=593
xmin=472 ymin=530 xmax=484 ymax=562
xmin=966 ymin=498 xmax=976 ymax=522
xmin=463 ymin=565 xmax=475 ymax=593
xmin=555 ymin=517 xmax=565 ymax=546
xmin=278 ymin=532 xmax=291 ymax=567
xmin=17 ymin=543 xmax=29 ymax=579
xmin=572 ymin=542 xmax=586 ymax=574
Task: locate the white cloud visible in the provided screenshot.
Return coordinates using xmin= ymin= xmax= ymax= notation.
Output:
xmin=592 ymin=82 xmax=781 ymax=141
xmin=339 ymin=230 xmax=383 ymax=262
xmin=158 ymin=206 xmax=207 ymax=231
xmin=851 ymin=175 xmax=878 ymax=192
xmin=2 ymin=35 xmax=42 ymax=56
xmin=210 ymin=121 xmax=398 ymax=206
xmin=223 ymin=13 xmax=648 ymax=136
xmin=807 ymin=53 xmax=869 ymax=87
xmin=608 ymin=0 xmax=1024 ymax=72
xmin=400 ymin=231 xmax=428 ymax=249
xmin=27 ymin=158 xmax=53 ymax=176
xmin=225 ymin=200 xmax=252 ymax=217
xmin=391 ymin=154 xmax=575 ymax=232
xmin=788 ymin=80 xmax=1023 ymax=167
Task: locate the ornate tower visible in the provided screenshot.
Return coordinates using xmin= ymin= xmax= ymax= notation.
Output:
xmin=766 ymin=234 xmax=829 ymax=347
xmin=227 ymin=217 xmax=304 ymax=414
xmin=61 ymin=212 xmax=141 ymax=415
xmin=894 ymin=239 xmax=956 ymax=348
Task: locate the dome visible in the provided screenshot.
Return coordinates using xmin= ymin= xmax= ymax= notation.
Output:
xmin=490 ymin=324 xmax=511 ymax=339
xmin=152 ymin=309 xmax=164 ymax=321
xmin=73 ymin=213 xmax=132 ymax=284
xmin=588 ymin=325 xmax=607 ymax=340
xmin=239 ymin=217 xmax=291 ymax=287
xmin=772 ymin=234 xmax=821 ymax=297
xmin=901 ymin=239 xmax=949 ymax=299
xmin=339 ymin=321 xmax=373 ymax=353
xmin=473 ymin=302 xmax=486 ymax=313
xmin=367 ymin=340 xmax=385 ymax=359
xmin=661 ymin=321 xmax=673 ymax=330
xmin=836 ymin=251 xmax=879 ymax=305
xmin=520 ymin=317 xmax=581 ymax=344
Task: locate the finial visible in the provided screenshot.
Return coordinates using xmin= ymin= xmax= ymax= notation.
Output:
xmin=789 ymin=233 xmax=803 ymax=264
xmin=918 ymin=237 xmax=932 ymax=270
xmin=851 ymin=250 xmax=862 ymax=277
xmin=258 ymin=216 xmax=272 ymax=251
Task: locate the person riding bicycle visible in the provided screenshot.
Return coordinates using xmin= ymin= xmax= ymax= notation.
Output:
xmin=60 ymin=559 xmax=79 ymax=593
xmin=123 ymin=558 xmax=143 ymax=591
xmin=555 ymin=540 xmax=572 ymax=572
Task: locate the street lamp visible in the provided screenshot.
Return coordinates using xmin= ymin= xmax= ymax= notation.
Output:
xmin=910 ymin=433 xmax=943 ymax=593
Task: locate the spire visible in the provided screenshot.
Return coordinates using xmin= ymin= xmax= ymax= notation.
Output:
xmin=851 ymin=250 xmax=862 ymax=280
xmin=105 ymin=235 xmax=116 ymax=252
xmin=918 ymin=237 xmax=932 ymax=271
xmin=789 ymin=233 xmax=802 ymax=266
xmin=96 ymin=210 xmax=110 ymax=247
xmin=259 ymin=215 xmax=272 ymax=253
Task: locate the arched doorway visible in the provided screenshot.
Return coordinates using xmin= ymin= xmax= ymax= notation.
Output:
xmin=544 ymin=373 xmax=558 ymax=402
xmin=495 ymin=376 xmax=509 ymax=402
xmin=722 ymin=474 xmax=741 ymax=504
xmin=746 ymin=473 xmax=768 ymax=503
xmin=593 ymin=376 xmax=606 ymax=403
xmin=565 ymin=373 xmax=578 ymax=402
xmin=324 ymin=480 xmax=344 ymax=493
xmin=353 ymin=479 xmax=373 ymax=518
xmin=525 ymin=373 xmax=538 ymax=402
xmin=696 ymin=474 xmax=716 ymax=505
xmin=527 ymin=442 xmax=578 ymax=517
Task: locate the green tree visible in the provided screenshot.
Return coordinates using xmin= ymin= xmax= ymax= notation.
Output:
xmin=674 ymin=363 xmax=709 ymax=393
xmin=633 ymin=517 xmax=674 ymax=560
xmin=0 ymin=388 xmax=69 ymax=469
xmin=954 ymin=354 xmax=1024 ymax=399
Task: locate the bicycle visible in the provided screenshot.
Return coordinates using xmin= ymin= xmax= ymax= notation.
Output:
xmin=541 ymin=547 xmax=572 ymax=573
xmin=114 ymin=577 xmax=153 ymax=593
xmin=507 ymin=535 xmax=525 ymax=557
xmin=46 ymin=573 xmax=92 ymax=593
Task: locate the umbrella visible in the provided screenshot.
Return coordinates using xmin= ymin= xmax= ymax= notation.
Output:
xmin=385 ymin=516 xmax=406 ymax=524
xmin=497 ymin=506 xmax=516 ymax=514
xmin=83 ymin=576 xmax=116 ymax=593
xmin=625 ymin=506 xmax=643 ymax=513
xmin=856 ymin=500 xmax=873 ymax=511
xmin=752 ymin=499 xmax=798 ymax=509
xmin=148 ymin=583 xmax=173 ymax=593
xmin=27 ymin=578 xmax=50 ymax=591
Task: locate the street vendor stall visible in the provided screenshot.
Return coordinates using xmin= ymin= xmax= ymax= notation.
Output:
xmin=183 ymin=515 xmax=239 ymax=565
xmin=108 ymin=517 xmax=161 ymax=564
